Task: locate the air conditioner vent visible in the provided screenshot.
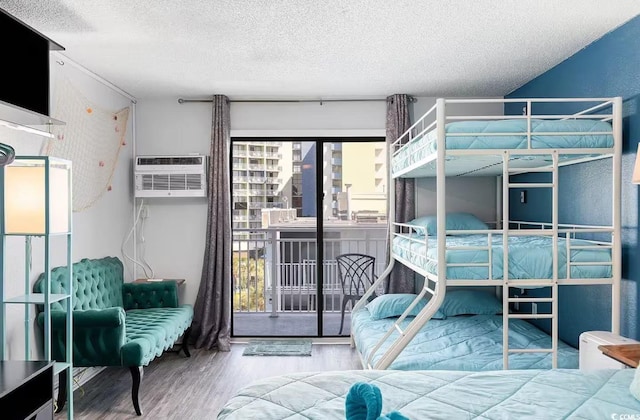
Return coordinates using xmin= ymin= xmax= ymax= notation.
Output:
xmin=137 ymin=156 xmax=203 ymax=166
xmin=134 ymin=155 xmax=207 ymax=198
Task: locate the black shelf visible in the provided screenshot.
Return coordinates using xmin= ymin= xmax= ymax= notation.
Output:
xmin=0 ymin=360 xmax=54 ymax=420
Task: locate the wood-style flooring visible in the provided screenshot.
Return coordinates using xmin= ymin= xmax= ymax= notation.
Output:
xmin=56 ymin=342 xmax=362 ymax=419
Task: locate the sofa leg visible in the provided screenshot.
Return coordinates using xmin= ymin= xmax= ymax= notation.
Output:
xmin=130 ymin=366 xmax=144 ymax=416
xmin=181 ymin=327 xmax=192 ymax=357
xmin=55 ymin=370 xmax=67 ymax=413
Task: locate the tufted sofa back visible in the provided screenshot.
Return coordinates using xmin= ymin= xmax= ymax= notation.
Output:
xmin=34 ymin=257 xmax=125 ymax=311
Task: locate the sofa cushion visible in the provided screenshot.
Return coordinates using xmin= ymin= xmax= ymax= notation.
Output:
xmin=121 ymin=305 xmax=194 ymax=366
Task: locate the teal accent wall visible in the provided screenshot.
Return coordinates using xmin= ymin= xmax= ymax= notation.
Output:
xmin=506 ymin=15 xmax=640 ymax=347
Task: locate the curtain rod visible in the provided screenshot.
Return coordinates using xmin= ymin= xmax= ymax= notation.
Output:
xmin=177 ymin=96 xmax=417 ymax=104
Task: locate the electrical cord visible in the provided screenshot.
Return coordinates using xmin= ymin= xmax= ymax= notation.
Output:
xmin=138 ymin=210 xmax=155 ymax=278
xmin=121 ymin=199 xmax=155 ymax=279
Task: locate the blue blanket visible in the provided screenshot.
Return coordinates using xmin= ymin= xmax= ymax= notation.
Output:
xmin=352 ymin=312 xmax=578 ymax=370
xmin=392 ymin=234 xmax=611 ymax=280
xmin=392 ymin=118 xmax=613 ymax=174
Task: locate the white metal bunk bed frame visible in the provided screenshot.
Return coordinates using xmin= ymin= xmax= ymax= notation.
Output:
xmin=352 ymin=97 xmax=622 ymax=371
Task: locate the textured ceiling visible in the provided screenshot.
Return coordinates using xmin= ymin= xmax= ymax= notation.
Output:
xmin=1 ymin=1 xmax=639 ymax=100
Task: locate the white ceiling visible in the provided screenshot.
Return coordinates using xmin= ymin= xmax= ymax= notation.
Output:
xmin=2 ymin=1 xmax=640 ymax=100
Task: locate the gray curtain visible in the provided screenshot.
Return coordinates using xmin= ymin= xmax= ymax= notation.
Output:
xmin=191 ymin=95 xmax=232 ymax=351
xmin=386 ymin=94 xmax=416 ymax=293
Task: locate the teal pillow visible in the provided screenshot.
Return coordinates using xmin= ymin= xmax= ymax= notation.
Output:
xmin=408 ymin=212 xmax=488 ymax=236
xmin=366 ymin=294 xmax=446 ymax=320
xmin=439 ymin=289 xmax=502 ymax=317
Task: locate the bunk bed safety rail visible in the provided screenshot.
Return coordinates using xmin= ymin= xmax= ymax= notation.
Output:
xmin=560 ymin=98 xmax=617 ymax=122
xmin=392 ymin=103 xmax=438 ymax=155
xmin=391 ymin=226 xmax=613 ymax=284
xmin=390 ymin=97 xmax=618 ymax=180
xmin=391 ymin=119 xmax=437 ymax=159
xmin=509 ymin=220 xmax=614 ymax=231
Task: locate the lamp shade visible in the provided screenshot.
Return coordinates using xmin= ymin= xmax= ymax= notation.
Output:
xmin=3 ymin=157 xmax=71 ymax=234
xmin=634 ymin=143 xmax=640 ymax=184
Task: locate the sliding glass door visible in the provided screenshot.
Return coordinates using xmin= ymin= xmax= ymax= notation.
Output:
xmin=230 ymin=138 xmax=386 ymax=337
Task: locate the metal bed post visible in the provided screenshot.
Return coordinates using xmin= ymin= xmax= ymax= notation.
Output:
xmin=502 ymin=151 xmax=510 ymax=370
xmin=551 ymin=151 xmax=559 ymax=369
xmin=611 ymin=96 xmax=622 ymax=334
xmin=435 ymin=98 xmax=447 ymax=304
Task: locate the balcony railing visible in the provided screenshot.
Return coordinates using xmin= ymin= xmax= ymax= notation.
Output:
xmin=232 ymin=226 xmax=387 ymax=316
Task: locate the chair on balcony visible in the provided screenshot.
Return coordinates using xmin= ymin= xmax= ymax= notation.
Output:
xmin=336 ymin=253 xmax=377 ymax=335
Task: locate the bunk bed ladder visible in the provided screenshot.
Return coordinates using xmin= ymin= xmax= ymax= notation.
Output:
xmin=505 ymin=288 xmax=558 ymax=368
xmin=502 ymin=150 xmax=560 ymax=369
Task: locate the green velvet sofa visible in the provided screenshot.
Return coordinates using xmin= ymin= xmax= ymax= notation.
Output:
xmin=34 ymin=256 xmax=193 ymax=416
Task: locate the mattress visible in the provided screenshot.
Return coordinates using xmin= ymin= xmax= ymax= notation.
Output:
xmin=217 ymin=368 xmax=640 ymax=419
xmin=392 ymin=118 xmax=614 ymax=174
xmin=392 ymin=234 xmax=612 ymax=280
xmin=352 ymin=312 xmax=579 ymax=370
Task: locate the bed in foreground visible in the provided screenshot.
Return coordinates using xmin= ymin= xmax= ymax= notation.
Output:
xmin=217 ymin=368 xmax=640 ymax=419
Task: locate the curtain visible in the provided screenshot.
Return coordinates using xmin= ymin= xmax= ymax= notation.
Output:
xmin=386 ymin=94 xmax=416 ymax=293
xmin=191 ymin=95 xmax=232 ymax=351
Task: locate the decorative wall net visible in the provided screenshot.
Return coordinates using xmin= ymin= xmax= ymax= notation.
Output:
xmin=41 ymin=77 xmax=130 ymax=212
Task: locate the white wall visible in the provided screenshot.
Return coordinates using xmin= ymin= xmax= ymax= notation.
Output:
xmin=135 ymin=96 xmax=502 ymax=308
xmin=1 ymin=55 xmax=134 ymax=359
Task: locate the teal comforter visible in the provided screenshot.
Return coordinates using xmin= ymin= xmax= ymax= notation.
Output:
xmin=392 ymin=234 xmax=612 ymax=280
xmin=352 ymin=312 xmax=578 ymax=370
xmin=392 ymin=118 xmax=614 ymax=174
xmin=218 ymin=369 xmax=640 ymax=419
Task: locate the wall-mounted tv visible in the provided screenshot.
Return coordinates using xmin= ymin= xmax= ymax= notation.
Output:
xmin=0 ymin=9 xmax=64 ymax=118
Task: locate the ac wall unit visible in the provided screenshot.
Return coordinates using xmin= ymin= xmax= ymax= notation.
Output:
xmin=134 ymin=155 xmax=207 ymax=198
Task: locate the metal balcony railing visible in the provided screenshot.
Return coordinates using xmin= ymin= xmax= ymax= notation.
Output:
xmin=232 ymin=227 xmax=387 ymax=316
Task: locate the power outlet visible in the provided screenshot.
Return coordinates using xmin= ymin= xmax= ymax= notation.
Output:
xmin=140 ymin=205 xmax=149 ymax=219
xmin=532 ymin=302 xmax=538 ymax=315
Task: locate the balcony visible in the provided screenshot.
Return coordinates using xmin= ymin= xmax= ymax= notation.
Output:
xmin=232 ymin=224 xmax=387 ymax=336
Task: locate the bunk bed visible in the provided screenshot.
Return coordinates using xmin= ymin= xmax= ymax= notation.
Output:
xmin=351 ymin=97 xmax=622 ymax=371
xmin=218 ymin=367 xmax=640 ymax=419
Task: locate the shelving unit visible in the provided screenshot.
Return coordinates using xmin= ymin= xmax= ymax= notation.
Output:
xmin=0 ymin=156 xmax=73 ymax=419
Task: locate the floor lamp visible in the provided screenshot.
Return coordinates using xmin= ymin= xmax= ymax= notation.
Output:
xmin=0 ymin=156 xmax=74 ymax=418
xmin=1 ymin=156 xmax=72 ymax=357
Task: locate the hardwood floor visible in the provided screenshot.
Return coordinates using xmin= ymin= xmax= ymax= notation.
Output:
xmin=56 ymin=342 xmax=362 ymax=419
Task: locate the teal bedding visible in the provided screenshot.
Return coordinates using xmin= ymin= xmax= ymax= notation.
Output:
xmin=392 ymin=118 xmax=614 ymax=174
xmin=352 ymin=311 xmax=578 ymax=370
xmin=392 ymin=234 xmax=612 ymax=280
xmin=218 ymin=369 xmax=640 ymax=419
